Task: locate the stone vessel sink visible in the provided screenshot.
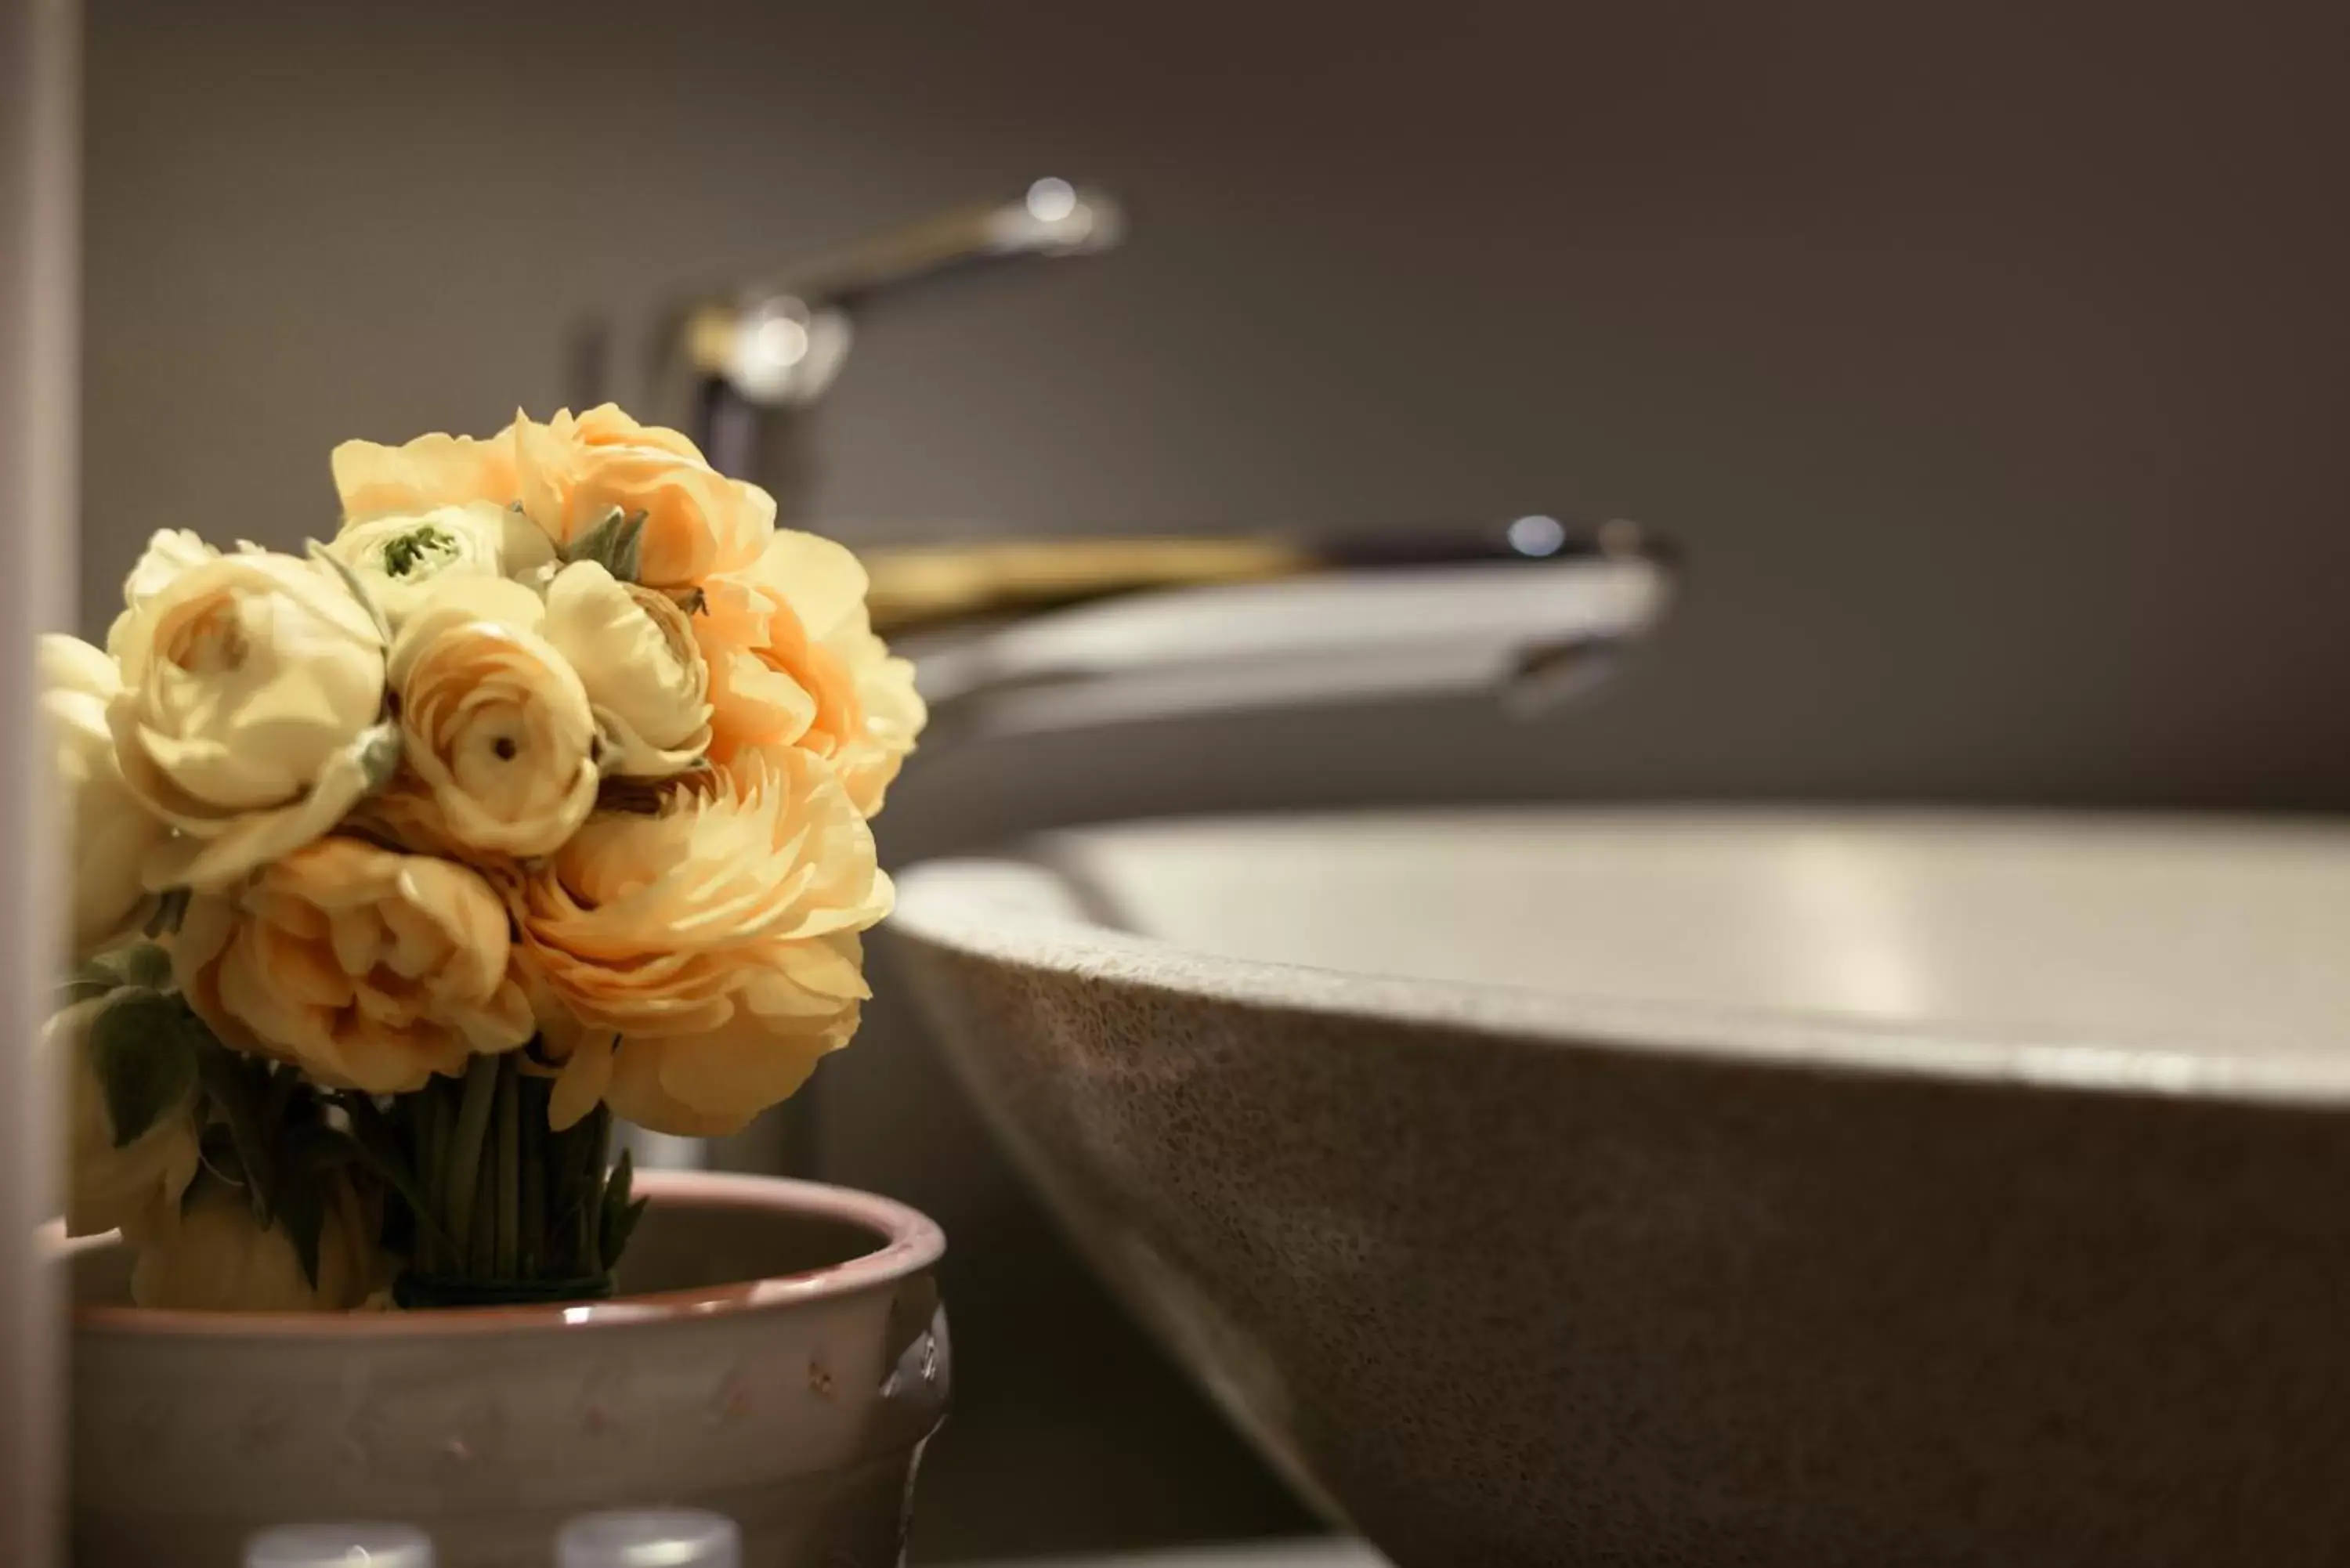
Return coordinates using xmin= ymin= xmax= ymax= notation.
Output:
xmin=890 ymin=811 xmax=2350 ymax=1568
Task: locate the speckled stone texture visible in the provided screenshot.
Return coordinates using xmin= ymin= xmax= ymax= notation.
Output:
xmin=892 ymin=856 xmax=2350 ymax=1568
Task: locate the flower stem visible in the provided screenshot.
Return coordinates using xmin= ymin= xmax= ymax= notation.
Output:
xmin=426 ymin=1082 xmax=454 ymax=1270
xmin=578 ymin=1104 xmax=610 ymax=1277
xmin=519 ymin=1075 xmax=546 ymax=1279
xmin=444 ymin=1054 xmax=500 ymax=1266
xmin=493 ymin=1055 xmax=520 ymax=1280
xmin=402 ymin=1092 xmax=428 ymax=1274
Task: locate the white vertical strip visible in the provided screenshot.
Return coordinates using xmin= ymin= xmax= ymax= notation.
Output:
xmin=0 ymin=0 xmax=78 ymax=1561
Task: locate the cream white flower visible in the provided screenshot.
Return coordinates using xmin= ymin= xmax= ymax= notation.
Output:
xmin=129 ymin=1175 xmax=383 ymax=1313
xmin=325 ymin=500 xmax=556 ymax=627
xmin=107 ymin=551 xmax=390 ymax=891
xmin=105 ymin=529 xmax=218 ymax=661
xmin=540 ymin=561 xmax=712 ymax=775
xmin=388 ymin=576 xmax=598 ymax=857
xmin=52 ymin=995 xmax=200 ymax=1244
xmin=41 ymin=636 xmax=173 ymax=956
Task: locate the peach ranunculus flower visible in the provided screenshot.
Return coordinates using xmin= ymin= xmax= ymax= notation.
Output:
xmin=172 ymin=836 xmax=534 ymax=1094
xmin=512 ymin=404 xmax=775 ymax=590
xmin=697 ymin=530 xmax=926 ymax=816
xmin=515 ymin=747 xmax=891 ymax=1137
xmin=387 ymin=576 xmax=599 ymax=858
xmin=331 ymin=422 xmax=520 ymax=522
xmin=106 ymin=540 xmax=392 ymax=891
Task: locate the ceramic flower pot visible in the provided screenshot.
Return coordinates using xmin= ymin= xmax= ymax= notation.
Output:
xmin=60 ymin=1171 xmax=948 ymax=1568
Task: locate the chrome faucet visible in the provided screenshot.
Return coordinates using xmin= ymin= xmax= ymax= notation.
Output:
xmin=663 ymin=179 xmax=1677 ymax=742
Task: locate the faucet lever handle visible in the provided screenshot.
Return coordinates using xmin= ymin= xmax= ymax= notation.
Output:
xmin=778 ymin=179 xmax=1123 ymax=306
xmin=681 ymin=179 xmax=1124 ymax=415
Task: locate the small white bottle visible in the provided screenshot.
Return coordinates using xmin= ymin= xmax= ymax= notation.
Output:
xmin=556 ymin=1508 xmax=742 ymax=1568
xmin=243 ymin=1523 xmax=436 ymax=1567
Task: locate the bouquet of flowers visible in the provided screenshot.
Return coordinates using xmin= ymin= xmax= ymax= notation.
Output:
xmin=42 ymin=405 xmax=923 ymax=1310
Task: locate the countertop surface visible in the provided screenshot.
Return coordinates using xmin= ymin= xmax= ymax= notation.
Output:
xmin=971 ymin=1540 xmax=1385 ymax=1568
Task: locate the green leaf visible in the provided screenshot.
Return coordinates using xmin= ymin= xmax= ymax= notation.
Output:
xmin=86 ymin=992 xmax=197 ymax=1147
xmin=606 ymin=1143 xmax=633 ymax=1212
xmin=141 ymin=888 xmax=191 ymax=940
xmin=606 ymin=1196 xmax=648 ymax=1270
xmin=263 ymin=1060 xmax=305 ymax=1132
xmin=339 ymin=1093 xmax=453 ymax=1251
xmin=598 ymin=1147 xmax=641 ymax=1270
xmin=560 ymin=505 xmax=650 ymax=584
xmin=197 ymin=1122 xmax=245 ymax=1188
xmin=562 ymin=505 xmax=626 ymax=564
xmin=274 ymin=1176 xmax=327 ymax=1291
xmin=283 ymin=1119 xmax=361 ymax=1175
xmin=307 ymin=539 xmax=394 ymax=644
xmin=194 ymin=1039 xmax=277 ymax=1223
xmin=611 ymin=512 xmax=647 ymax=582
xmin=70 ymin=942 xmax=173 ymax=998
xmin=273 ymin=1121 xmax=367 ymax=1293
xmin=355 ymin=721 xmax=403 ymax=794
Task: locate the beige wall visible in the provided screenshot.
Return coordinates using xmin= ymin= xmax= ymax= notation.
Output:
xmin=81 ymin=1 xmax=2350 ymax=1558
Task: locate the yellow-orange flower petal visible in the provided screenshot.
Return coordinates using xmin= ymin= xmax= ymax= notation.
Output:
xmin=512 ymin=404 xmax=774 ymax=590
xmin=697 ymin=530 xmax=925 ymax=816
xmin=331 ymin=425 xmax=521 ymax=522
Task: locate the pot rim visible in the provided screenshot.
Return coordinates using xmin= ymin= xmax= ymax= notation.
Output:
xmin=57 ymin=1170 xmax=944 ymax=1337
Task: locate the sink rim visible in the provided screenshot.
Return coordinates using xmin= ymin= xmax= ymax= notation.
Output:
xmin=890 ymin=804 xmax=2350 ymax=1111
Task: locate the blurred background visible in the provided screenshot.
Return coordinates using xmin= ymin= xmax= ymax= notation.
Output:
xmin=74 ymin=1 xmax=2350 ymax=1559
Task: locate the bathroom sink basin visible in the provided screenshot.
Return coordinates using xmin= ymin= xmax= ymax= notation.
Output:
xmin=890 ymin=811 xmax=2350 ymax=1568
